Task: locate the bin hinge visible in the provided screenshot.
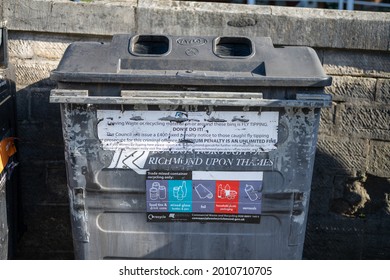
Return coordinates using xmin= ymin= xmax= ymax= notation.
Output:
xmin=70 ymin=188 xmax=89 ymax=242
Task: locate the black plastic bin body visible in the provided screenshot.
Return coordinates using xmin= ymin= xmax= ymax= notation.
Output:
xmin=0 ymin=78 xmax=17 ymax=260
xmin=50 ymin=34 xmax=332 ymax=260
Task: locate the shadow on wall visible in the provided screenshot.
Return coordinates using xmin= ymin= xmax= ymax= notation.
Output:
xmin=304 ymin=150 xmax=390 ymax=260
xmin=13 ymin=78 xmax=74 ymax=260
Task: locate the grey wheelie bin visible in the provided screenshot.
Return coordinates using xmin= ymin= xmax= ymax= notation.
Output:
xmin=50 ymin=34 xmax=332 ymax=259
xmin=0 ymin=28 xmax=18 ymax=260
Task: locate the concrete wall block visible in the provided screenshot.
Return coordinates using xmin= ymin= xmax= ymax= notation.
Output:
xmin=269 ymin=6 xmax=390 ymax=50
xmin=304 ymin=216 xmax=390 ymax=259
xmin=0 ymin=63 xmax=16 ymax=81
xmin=0 ymin=2 xmax=3 ymax=25
xmin=337 ymin=105 xmax=390 ymax=141
xmin=13 ymin=60 xmax=58 ymax=86
xmin=8 ymin=32 xmax=113 ymax=60
xmin=367 ymin=141 xmax=390 ymax=178
xmin=4 ymin=1 xmax=390 ymax=51
xmin=305 ymin=214 xmax=390 ymax=259
xmin=307 ymin=188 xmax=333 ymax=215
xmin=30 ymin=88 xmax=61 ymax=121
xmin=5 ymin=0 xmax=137 ymax=36
xmin=326 ymin=76 xmax=376 ymax=102
xmin=362 ymin=234 xmax=390 ymax=259
xmin=8 ymin=39 xmax=69 ymax=60
xmin=136 ymin=1 xmax=390 ymax=51
xmin=15 ymin=87 xmax=30 ymax=121
xmin=17 ymin=119 xmax=64 ymax=164
xmin=18 ymin=161 xmax=68 ymax=207
xmin=17 ymin=121 xmax=64 ymax=149
xmin=45 ymin=161 xmax=68 ymax=204
xmin=8 ymin=39 xmax=34 ymax=59
xmin=31 ymin=41 xmax=69 ymax=60
xmin=266 ymin=10 xmax=341 ymax=48
xmin=304 ymin=215 xmax=390 ymax=260
xmin=310 ymin=168 xmax=336 ymax=215
xmin=318 ymin=105 xmax=335 ymax=136
xmin=315 ymin=136 xmax=369 ymax=174
xmin=267 ymin=15 xmax=326 ymax=47
xmin=137 ymin=0 xmax=271 ymax=37
xmin=324 ymin=50 xmax=390 ymax=78
xmin=376 ymin=79 xmax=390 ymax=104
xmin=330 ymin=16 xmax=389 ymax=51
xmin=17 ymin=141 xmax=64 ymax=163
xmin=304 ymin=217 xmax=365 ymax=259
xmin=16 ymin=204 xmax=73 ymax=260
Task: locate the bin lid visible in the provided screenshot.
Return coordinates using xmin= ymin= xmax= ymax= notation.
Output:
xmin=51 ymin=34 xmax=331 ymax=87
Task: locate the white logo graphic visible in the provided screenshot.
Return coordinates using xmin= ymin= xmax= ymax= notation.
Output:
xmin=108 ymin=150 xmax=149 ymax=175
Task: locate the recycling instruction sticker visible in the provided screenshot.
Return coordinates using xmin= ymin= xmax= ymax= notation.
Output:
xmin=146 ymin=171 xmax=263 ymax=223
xmin=97 ymin=110 xmax=279 ymax=153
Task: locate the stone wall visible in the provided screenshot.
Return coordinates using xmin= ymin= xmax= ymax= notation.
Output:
xmin=307 ymin=49 xmax=390 ymax=259
xmin=1 ymin=0 xmax=389 ymax=259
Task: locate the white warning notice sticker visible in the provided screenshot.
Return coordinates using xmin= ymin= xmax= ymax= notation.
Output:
xmin=97 ymin=110 xmax=279 ymax=153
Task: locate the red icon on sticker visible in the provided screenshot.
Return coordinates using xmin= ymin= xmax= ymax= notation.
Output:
xmin=215 ymin=181 xmax=239 ymax=214
xmin=217 ymin=184 xmax=237 ymax=200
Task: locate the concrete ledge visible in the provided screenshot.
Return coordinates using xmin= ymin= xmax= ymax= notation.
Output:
xmin=324 ymin=50 xmax=390 ymax=78
xmin=3 ymin=0 xmax=390 ymax=51
xmin=4 ymin=0 xmax=137 ymax=36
